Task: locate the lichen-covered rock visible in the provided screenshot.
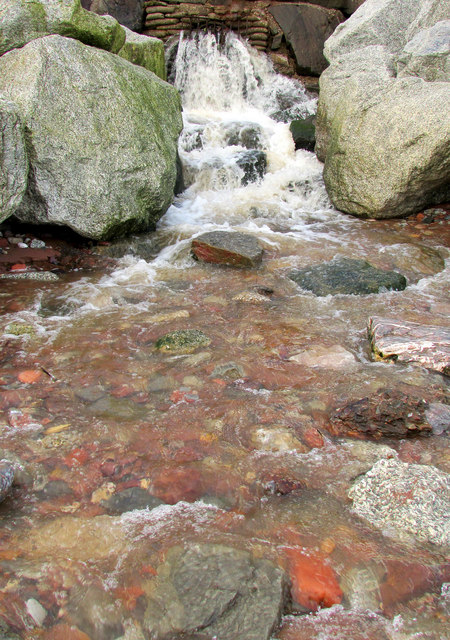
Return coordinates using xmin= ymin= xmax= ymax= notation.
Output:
xmin=143 ymin=543 xmax=287 ymax=640
xmin=397 ymin=20 xmax=450 ymax=82
xmin=155 ymin=329 xmax=211 ymax=354
xmin=192 ymin=231 xmax=264 ymax=268
xmin=117 ymin=26 xmax=166 ymax=79
xmin=349 ymin=458 xmax=450 ymax=547
xmin=289 ymin=258 xmax=406 ymax=296
xmin=0 ymin=96 xmax=28 ymax=224
xmin=0 ymin=35 xmax=182 ymax=240
xmin=0 ymin=0 xmax=125 ymax=56
xmin=368 ymin=316 xmax=450 ymax=375
xmin=317 ymin=0 xmax=450 ymax=218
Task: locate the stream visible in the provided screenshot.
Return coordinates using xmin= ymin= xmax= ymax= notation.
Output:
xmin=0 ymin=31 xmax=449 ymax=639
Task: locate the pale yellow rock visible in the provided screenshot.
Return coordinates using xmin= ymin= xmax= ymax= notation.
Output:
xmin=251 ymin=427 xmax=307 ymax=453
xmin=91 ymin=482 xmax=116 ymax=504
xmin=289 ymin=344 xmax=357 ymax=370
xmin=147 ymin=309 xmax=190 ymax=323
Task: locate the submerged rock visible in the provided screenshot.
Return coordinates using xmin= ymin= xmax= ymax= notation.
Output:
xmin=368 ymin=316 xmax=450 ymax=375
xmin=349 ymin=458 xmax=450 ymax=547
xmin=143 ymin=543 xmax=287 ymax=640
xmin=236 ymin=149 xmax=267 ymax=185
xmin=192 ymin=231 xmax=263 ymax=268
xmin=0 ymin=35 xmax=182 ymax=240
xmin=155 ymin=329 xmax=211 ymax=354
xmin=101 ymin=487 xmax=164 ymax=514
xmin=289 ymin=258 xmax=406 ymax=296
xmin=0 ymin=460 xmax=15 ymax=502
xmin=289 ymin=345 xmax=357 ymax=370
xmin=329 ymin=389 xmax=432 ymax=439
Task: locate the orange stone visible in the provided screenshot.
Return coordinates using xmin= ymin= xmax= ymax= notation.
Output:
xmin=285 ymin=548 xmax=343 ymax=610
xmin=17 ymin=369 xmax=43 ymax=384
xmin=46 ymin=623 xmax=91 ymax=640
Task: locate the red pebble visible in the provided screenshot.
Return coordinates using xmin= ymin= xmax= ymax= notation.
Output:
xmin=64 ymin=447 xmax=89 ymax=467
xmin=10 ymin=263 xmax=27 ymax=271
xmin=285 ymin=548 xmax=343 ymax=611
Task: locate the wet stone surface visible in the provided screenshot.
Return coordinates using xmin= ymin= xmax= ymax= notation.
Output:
xmin=289 ymin=258 xmax=407 ymax=296
xmin=191 ymin=231 xmax=264 ymax=268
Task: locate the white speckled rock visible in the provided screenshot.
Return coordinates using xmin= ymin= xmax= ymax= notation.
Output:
xmin=349 ymin=458 xmax=450 ymax=547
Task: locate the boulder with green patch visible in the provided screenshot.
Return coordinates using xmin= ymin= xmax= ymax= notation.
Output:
xmin=0 ymin=35 xmax=182 ymax=240
xmin=117 ymin=26 xmax=166 ymax=80
xmin=0 ymin=0 xmax=126 ymax=56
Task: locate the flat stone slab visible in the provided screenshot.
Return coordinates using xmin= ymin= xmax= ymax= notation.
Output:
xmin=349 ymin=458 xmax=450 ymax=547
xmin=192 ymin=231 xmax=263 ymax=268
xmin=289 ymin=258 xmax=406 ymax=296
xmin=144 ymin=543 xmax=287 ymax=640
xmin=368 ymin=316 xmax=450 ymax=375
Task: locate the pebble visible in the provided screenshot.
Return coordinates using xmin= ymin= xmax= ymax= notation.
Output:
xmin=1 ymin=271 xmax=59 ymax=281
xmin=30 ymin=238 xmax=46 ymax=249
xmin=25 ymin=598 xmax=47 ymax=626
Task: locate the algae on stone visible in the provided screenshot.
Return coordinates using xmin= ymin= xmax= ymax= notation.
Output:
xmin=117 ymin=27 xmax=166 ymax=80
xmin=155 ymin=329 xmax=211 ymax=354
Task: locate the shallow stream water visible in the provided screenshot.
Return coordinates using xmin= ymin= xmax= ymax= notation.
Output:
xmin=0 ymin=32 xmax=449 ymax=639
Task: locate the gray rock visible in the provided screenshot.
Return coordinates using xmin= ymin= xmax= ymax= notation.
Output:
xmin=289 ymin=258 xmax=406 ymax=296
xmin=368 ymin=316 xmax=450 ymax=375
xmin=397 ymin=20 xmax=450 ymax=82
xmin=0 ymin=96 xmax=28 ymax=224
xmin=349 ymin=458 xmax=450 ymax=547
xmin=0 ymin=35 xmax=182 ymax=240
xmin=101 ymin=487 xmax=164 ymax=514
xmin=192 ymin=231 xmax=263 ymax=268
xmin=270 ymin=3 xmax=344 ymax=76
xmin=0 ymin=0 xmax=125 ymax=57
xmin=117 ymin=26 xmax=166 ymax=79
xmin=0 ymin=460 xmax=15 ymax=502
xmin=144 ymin=543 xmax=287 ymax=640
xmin=323 ymin=0 xmax=425 ymax=62
xmin=81 ymin=0 xmax=145 ymax=32
xmin=223 ymin=121 xmax=264 ymax=150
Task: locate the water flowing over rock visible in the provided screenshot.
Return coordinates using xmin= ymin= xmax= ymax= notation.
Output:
xmin=0 ymin=0 xmax=126 ymax=56
xmin=329 ymin=389 xmax=432 ymax=439
xmin=368 ymin=316 xmax=450 ymax=375
xmin=192 ymin=231 xmax=264 ymax=268
xmin=0 ymin=35 xmax=182 ymax=240
xmin=349 ymin=458 xmax=450 ymax=547
xmin=317 ymin=0 xmax=450 ymax=219
xmin=0 ymin=459 xmax=15 ymax=502
xmin=143 ymin=543 xmax=287 ymax=640
xmin=289 ymin=258 xmax=406 ymax=296
xmin=0 ymin=96 xmax=28 ymax=224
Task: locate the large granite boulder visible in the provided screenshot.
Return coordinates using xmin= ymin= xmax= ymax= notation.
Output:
xmin=317 ymin=0 xmax=450 ymax=219
xmin=81 ymin=0 xmax=145 ymax=32
xmin=0 ymin=35 xmax=182 ymax=240
xmin=0 ymin=96 xmax=28 ymax=224
xmin=269 ymin=3 xmax=344 ymax=76
xmin=0 ymin=0 xmax=126 ymax=56
xmin=143 ymin=543 xmax=287 ymax=640
xmin=117 ymin=26 xmax=166 ymax=79
xmin=397 ymin=20 xmax=450 ymax=82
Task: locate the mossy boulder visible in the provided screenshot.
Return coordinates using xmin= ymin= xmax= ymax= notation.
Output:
xmin=289 ymin=258 xmax=407 ymax=296
xmin=0 ymin=0 xmax=126 ymax=56
xmin=0 ymin=95 xmax=28 ymax=224
xmin=155 ymin=330 xmax=211 ymax=354
xmin=0 ymin=35 xmax=182 ymax=240
xmin=117 ymin=26 xmax=166 ymax=80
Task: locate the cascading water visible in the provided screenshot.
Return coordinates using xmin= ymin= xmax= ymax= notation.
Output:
xmin=0 ymin=30 xmax=448 ymax=640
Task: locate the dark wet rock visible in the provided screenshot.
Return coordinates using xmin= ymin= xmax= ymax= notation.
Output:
xmin=87 ymin=396 xmax=147 ymax=421
xmin=289 ymin=258 xmax=407 ymax=296
xmin=192 ymin=231 xmax=263 ymax=268
xmin=148 ymin=374 xmax=177 ymax=393
xmin=369 ymin=316 xmax=450 ymax=375
xmin=155 ymin=329 xmax=211 ymax=355
xmin=81 ymin=0 xmax=145 ymax=32
xmin=289 ymin=115 xmax=316 ymax=151
xmin=0 ymin=460 xmax=15 ymax=502
xmin=329 ymin=389 xmax=432 ymax=439
xmin=224 ymin=122 xmax=264 ymax=149
xmin=144 ymin=543 xmax=287 ymax=640
xmin=36 ymin=479 xmax=72 ymax=500
xmin=101 ymin=487 xmax=164 ymax=514
xmin=38 ymin=294 xmax=79 ymax=317
xmin=236 ymin=149 xmax=267 ymax=185
xmin=269 ymin=3 xmax=344 ymax=76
